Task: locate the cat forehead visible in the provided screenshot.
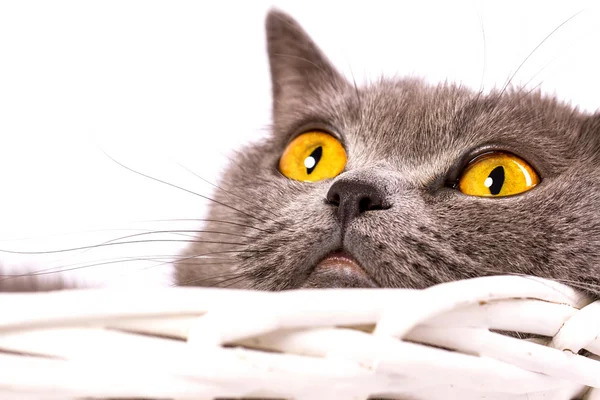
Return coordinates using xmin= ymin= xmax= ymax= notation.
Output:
xmin=332 ymin=78 xmax=575 ymax=137
xmin=282 ymin=78 xmax=573 ymax=137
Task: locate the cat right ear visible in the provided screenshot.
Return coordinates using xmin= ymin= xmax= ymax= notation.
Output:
xmin=265 ymin=10 xmax=349 ymax=116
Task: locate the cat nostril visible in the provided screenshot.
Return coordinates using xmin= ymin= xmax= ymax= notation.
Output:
xmin=358 ymin=197 xmax=372 ymax=212
xmin=329 ymin=193 xmax=340 ymax=206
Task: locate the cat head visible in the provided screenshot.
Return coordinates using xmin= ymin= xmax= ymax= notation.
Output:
xmin=175 ymin=10 xmax=600 ymax=293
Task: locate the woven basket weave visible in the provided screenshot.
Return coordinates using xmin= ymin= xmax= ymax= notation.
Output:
xmin=1 ymin=275 xmax=600 ymax=400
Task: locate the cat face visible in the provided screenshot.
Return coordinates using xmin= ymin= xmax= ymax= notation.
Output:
xmin=175 ymin=10 xmax=600 ymax=293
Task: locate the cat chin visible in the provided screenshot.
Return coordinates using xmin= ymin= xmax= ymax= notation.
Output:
xmin=300 ymin=250 xmax=379 ymax=288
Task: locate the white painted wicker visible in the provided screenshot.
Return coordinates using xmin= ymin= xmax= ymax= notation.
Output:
xmin=1 ymin=275 xmax=600 ymax=400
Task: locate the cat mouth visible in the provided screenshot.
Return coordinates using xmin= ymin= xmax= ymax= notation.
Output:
xmin=302 ymin=250 xmax=379 ymax=288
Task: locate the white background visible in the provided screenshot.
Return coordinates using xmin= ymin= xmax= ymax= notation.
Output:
xmin=0 ymin=1 xmax=598 ymax=288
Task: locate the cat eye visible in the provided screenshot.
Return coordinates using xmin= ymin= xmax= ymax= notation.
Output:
xmin=279 ymin=131 xmax=347 ymax=182
xmin=458 ymin=152 xmax=540 ymax=197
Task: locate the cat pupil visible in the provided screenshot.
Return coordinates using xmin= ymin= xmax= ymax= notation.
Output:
xmin=305 ymin=146 xmax=323 ymax=174
xmin=486 ymin=166 xmax=505 ymax=195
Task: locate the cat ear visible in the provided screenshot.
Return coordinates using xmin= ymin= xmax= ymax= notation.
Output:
xmin=265 ymin=10 xmax=349 ymax=115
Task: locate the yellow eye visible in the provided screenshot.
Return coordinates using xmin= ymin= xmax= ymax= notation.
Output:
xmin=279 ymin=131 xmax=347 ymax=182
xmin=458 ymin=152 xmax=540 ymax=197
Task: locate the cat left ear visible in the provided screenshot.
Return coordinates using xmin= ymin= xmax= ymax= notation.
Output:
xmin=265 ymin=10 xmax=349 ymax=116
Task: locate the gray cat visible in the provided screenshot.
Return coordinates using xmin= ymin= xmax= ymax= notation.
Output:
xmin=1 ymin=10 xmax=599 ymax=298
xmin=175 ymin=9 xmax=600 ymax=295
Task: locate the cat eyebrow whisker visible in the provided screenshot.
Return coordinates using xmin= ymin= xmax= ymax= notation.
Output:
xmin=515 ymin=81 xmax=545 ymax=103
xmin=347 ymin=65 xmax=363 ymax=112
xmin=497 ymin=10 xmax=583 ymax=99
xmin=476 ymin=5 xmax=487 ymax=93
xmin=515 ymin=60 xmax=553 ymax=97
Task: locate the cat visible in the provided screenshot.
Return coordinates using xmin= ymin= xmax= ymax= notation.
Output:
xmin=174 ymin=9 xmax=600 ymax=295
xmin=1 ymin=11 xmax=599 ymax=296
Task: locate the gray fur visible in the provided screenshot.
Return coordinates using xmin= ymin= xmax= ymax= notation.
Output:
xmin=0 ymin=263 xmax=72 ymax=292
xmin=175 ymin=10 xmax=600 ymax=294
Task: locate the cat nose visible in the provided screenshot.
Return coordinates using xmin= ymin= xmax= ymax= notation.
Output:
xmin=326 ymin=180 xmax=390 ymax=227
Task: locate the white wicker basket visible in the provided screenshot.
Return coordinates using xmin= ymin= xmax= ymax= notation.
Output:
xmin=1 ymin=275 xmax=600 ymax=400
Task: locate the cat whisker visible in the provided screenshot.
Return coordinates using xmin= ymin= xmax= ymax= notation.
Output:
xmin=121 ymin=218 xmax=274 ymax=233
xmin=167 ymin=260 xmax=237 ymax=267
xmin=0 ymin=245 xmax=252 ymax=286
xmin=184 ymin=249 xmax=264 ymax=259
xmin=126 ymin=251 xmax=244 ymax=275
xmin=515 ymin=81 xmax=544 ymax=103
xmin=0 ymin=257 xmax=174 ymax=284
xmin=547 ymin=277 xmax=596 ymax=287
xmin=0 ymin=253 xmax=235 ymax=276
xmin=0 ymin=239 xmax=249 ymax=255
xmin=172 ymin=271 xmax=245 ymax=287
xmin=476 ymin=4 xmax=487 ymax=93
xmin=176 ymin=154 xmax=296 ymax=233
xmin=38 ymin=229 xmax=248 ymax=265
xmin=497 ymin=10 xmax=582 ymax=99
xmin=114 ymin=259 xmax=241 ymax=282
xmin=0 ymin=227 xmax=187 ymax=243
xmin=177 ymin=164 xmax=282 ymax=220
xmin=133 ymin=248 xmax=268 ymax=276
xmin=515 ymin=60 xmax=553 ymax=96
xmin=217 ymin=275 xmax=251 ymax=288
xmin=100 ymin=229 xmax=255 ymax=242
xmin=102 ymin=150 xmax=271 ymax=225
xmin=0 ymin=253 xmax=236 ymax=281
xmin=546 ymin=278 xmax=600 ymax=292
xmin=347 ymin=66 xmax=363 ymax=112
